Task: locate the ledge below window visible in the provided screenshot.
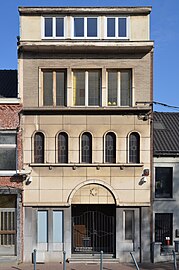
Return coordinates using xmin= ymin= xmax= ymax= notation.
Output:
xmin=29 ymin=163 xmax=144 ymax=169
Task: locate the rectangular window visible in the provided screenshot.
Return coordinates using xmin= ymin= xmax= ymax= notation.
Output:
xmin=155 ymin=213 xmax=173 ymax=245
xmin=43 ymin=17 xmax=64 ymax=38
xmin=0 ymin=132 xmax=16 ymax=171
xmin=124 ymin=210 xmax=134 ymax=240
xmin=87 ymin=18 xmax=97 ymax=37
xmin=44 ymin=18 xmax=53 ymax=37
xmin=73 ymin=17 xmax=98 ymax=38
xmin=155 ymin=167 xmax=173 ymax=198
xmin=108 ymin=70 xmax=132 ymax=106
xmin=38 ymin=211 xmax=48 ymax=243
xmin=53 ymin=211 xmax=63 ymax=243
xmin=73 ymin=70 xmax=101 ymax=106
xmin=74 ymin=18 xmax=84 ymax=37
xmin=42 ymin=70 xmax=67 ymax=107
xmin=107 ymin=17 xmax=128 ymax=38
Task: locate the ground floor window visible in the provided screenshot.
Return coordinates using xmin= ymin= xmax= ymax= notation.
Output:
xmin=155 ymin=213 xmax=173 ymax=245
xmin=37 ymin=209 xmax=63 ymax=249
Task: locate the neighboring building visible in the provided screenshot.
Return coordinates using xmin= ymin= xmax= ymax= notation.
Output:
xmin=0 ymin=70 xmax=23 ymax=262
xmin=18 ymin=7 xmax=154 ymax=262
xmin=153 ymin=112 xmax=179 ymax=262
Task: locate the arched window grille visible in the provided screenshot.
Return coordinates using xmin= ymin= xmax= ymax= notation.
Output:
xmin=105 ymin=132 xmax=116 ymax=163
xmin=58 ymin=132 xmax=68 ymax=163
xmin=81 ymin=132 xmax=92 ymax=163
xmin=34 ymin=132 xmax=44 ymax=163
xmin=129 ymin=132 xmax=140 ymax=163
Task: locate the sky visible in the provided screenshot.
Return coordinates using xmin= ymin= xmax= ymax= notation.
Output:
xmin=1 ymin=0 xmax=179 ymax=112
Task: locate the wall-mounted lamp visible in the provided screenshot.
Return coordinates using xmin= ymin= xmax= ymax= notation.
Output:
xmin=49 ymin=165 xmax=52 ymax=170
xmin=72 ymin=165 xmax=76 ymax=170
xmin=96 ymin=165 xmax=100 ymax=170
xmin=120 ymin=165 xmax=124 ymax=170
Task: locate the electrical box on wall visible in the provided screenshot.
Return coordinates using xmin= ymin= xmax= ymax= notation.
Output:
xmin=176 ymin=229 xmax=179 ymax=238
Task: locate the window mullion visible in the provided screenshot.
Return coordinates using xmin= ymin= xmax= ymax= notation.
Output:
xmin=84 ymin=17 xmax=87 ymax=38
xmin=53 ymin=71 xmax=56 ymax=106
xmin=117 ymin=71 xmax=121 ymax=106
xmin=85 ymin=71 xmax=88 ymax=106
xmin=115 ymin=17 xmax=118 ymax=38
xmin=53 ymin=17 xmax=55 ymax=38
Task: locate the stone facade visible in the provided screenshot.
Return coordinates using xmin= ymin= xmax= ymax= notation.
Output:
xmin=18 ymin=7 xmax=154 ymax=263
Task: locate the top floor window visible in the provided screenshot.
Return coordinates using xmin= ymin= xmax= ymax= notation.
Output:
xmin=74 ymin=17 xmax=98 ymax=38
xmin=44 ymin=17 xmax=64 ymax=38
xmin=0 ymin=132 xmax=16 ymax=171
xmin=106 ymin=17 xmax=128 ymax=38
xmin=155 ymin=167 xmax=173 ymax=198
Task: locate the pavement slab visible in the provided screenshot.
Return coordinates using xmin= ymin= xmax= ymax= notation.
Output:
xmin=0 ymin=262 xmax=175 ymax=270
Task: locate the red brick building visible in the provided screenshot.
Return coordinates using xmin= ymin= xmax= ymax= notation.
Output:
xmin=0 ymin=70 xmax=23 ymax=262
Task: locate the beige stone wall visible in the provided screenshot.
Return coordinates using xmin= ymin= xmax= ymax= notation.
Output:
xmin=20 ymin=14 xmax=150 ymax=41
xmin=21 ymin=53 xmax=151 ymax=107
xmin=22 ymin=113 xmax=151 ymax=206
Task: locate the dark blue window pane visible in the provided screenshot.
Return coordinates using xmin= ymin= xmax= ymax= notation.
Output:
xmin=87 ymin=18 xmax=97 ymax=37
xmin=56 ymin=18 xmax=64 ymax=37
xmin=118 ymin=18 xmax=127 ymax=37
xmin=45 ymin=18 xmax=53 ymax=37
xmin=107 ymin=18 xmax=115 ymax=37
xmin=74 ymin=18 xmax=84 ymax=37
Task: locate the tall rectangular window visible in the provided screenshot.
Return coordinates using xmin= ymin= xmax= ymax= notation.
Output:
xmin=108 ymin=70 xmax=132 ymax=106
xmin=38 ymin=211 xmax=48 ymax=243
xmin=43 ymin=70 xmax=67 ymax=107
xmin=106 ymin=17 xmax=128 ymax=38
xmin=107 ymin=18 xmax=115 ymax=37
xmin=155 ymin=167 xmax=173 ymax=198
xmin=74 ymin=18 xmax=84 ymax=37
xmin=124 ymin=210 xmax=134 ymax=240
xmin=0 ymin=132 xmax=16 ymax=171
xmin=43 ymin=17 xmax=64 ymax=38
xmin=44 ymin=18 xmax=53 ymax=37
xmin=73 ymin=70 xmax=101 ymax=106
xmin=53 ymin=211 xmax=63 ymax=243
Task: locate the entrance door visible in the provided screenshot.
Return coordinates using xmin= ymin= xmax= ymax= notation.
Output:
xmin=72 ymin=204 xmax=116 ymax=255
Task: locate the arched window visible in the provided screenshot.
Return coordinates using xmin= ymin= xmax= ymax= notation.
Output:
xmin=129 ymin=132 xmax=140 ymax=163
xmin=58 ymin=132 xmax=68 ymax=163
xmin=81 ymin=132 xmax=92 ymax=163
xmin=34 ymin=132 xmax=44 ymax=163
xmin=105 ymin=132 xmax=116 ymax=163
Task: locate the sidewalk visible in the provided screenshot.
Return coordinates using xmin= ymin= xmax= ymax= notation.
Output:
xmin=0 ymin=262 xmax=174 ymax=270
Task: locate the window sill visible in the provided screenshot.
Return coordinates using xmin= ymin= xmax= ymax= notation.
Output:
xmin=29 ymin=163 xmax=144 ymax=168
xmin=0 ymin=171 xmax=17 ymax=176
xmin=154 ymin=198 xmax=175 ymax=201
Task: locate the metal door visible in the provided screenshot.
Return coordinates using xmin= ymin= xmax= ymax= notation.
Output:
xmin=72 ymin=205 xmax=115 ymax=254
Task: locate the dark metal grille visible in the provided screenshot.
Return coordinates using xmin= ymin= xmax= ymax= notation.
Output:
xmin=34 ymin=132 xmax=44 ymax=163
xmin=81 ymin=133 xmax=92 ymax=163
xmin=129 ymin=132 xmax=140 ymax=163
xmin=0 ymin=210 xmax=16 ymax=245
xmin=72 ymin=205 xmax=115 ymax=254
xmin=58 ymin=132 xmax=68 ymax=163
xmin=155 ymin=213 xmax=173 ymax=245
xmin=105 ymin=132 xmax=116 ymax=163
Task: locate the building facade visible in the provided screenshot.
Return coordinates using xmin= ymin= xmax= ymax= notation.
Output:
xmin=153 ymin=112 xmax=179 ymax=262
xmin=18 ymin=7 xmax=154 ymax=262
xmin=0 ymin=70 xmax=23 ymax=262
